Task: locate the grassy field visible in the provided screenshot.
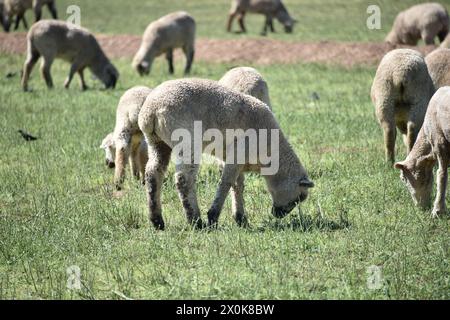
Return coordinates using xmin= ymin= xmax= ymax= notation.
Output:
xmin=12 ymin=0 xmax=450 ymax=41
xmin=0 ymin=52 xmax=448 ymax=299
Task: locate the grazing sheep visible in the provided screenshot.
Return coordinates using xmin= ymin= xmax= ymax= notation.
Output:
xmin=227 ymin=0 xmax=297 ymax=35
xmin=21 ymin=20 xmax=119 ymax=91
xmin=385 ymin=3 xmax=449 ymax=45
xmin=371 ymin=49 xmax=435 ymax=163
xmin=132 ymin=11 xmax=195 ymax=76
xmin=3 ymin=0 xmax=57 ymax=32
xmin=138 ymin=78 xmax=314 ymax=230
xmin=219 ymin=66 xmax=271 ymax=108
xmin=395 ymin=86 xmax=450 ymax=217
xmin=425 ymin=48 xmax=450 ymax=89
xmin=100 ymin=86 xmax=152 ymax=190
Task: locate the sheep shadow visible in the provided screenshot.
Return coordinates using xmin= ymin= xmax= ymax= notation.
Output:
xmin=254 ymin=212 xmax=351 ymax=233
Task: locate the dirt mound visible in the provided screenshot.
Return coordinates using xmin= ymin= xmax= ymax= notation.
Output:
xmin=0 ymin=32 xmax=436 ymax=67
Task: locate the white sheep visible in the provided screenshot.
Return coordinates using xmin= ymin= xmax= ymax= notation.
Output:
xmin=132 ymin=11 xmax=196 ymax=76
xmin=21 ymin=20 xmax=119 ymax=91
xmin=3 ymin=0 xmax=57 ymax=32
xmin=138 ymin=78 xmax=313 ymax=230
xmin=227 ymin=0 xmax=297 ymax=35
xmin=425 ymin=48 xmax=450 ymax=89
xmin=385 ymin=3 xmax=449 ymax=45
xmin=371 ymin=49 xmax=435 ymax=163
xmin=100 ymin=86 xmax=152 ymax=190
xmin=395 ymin=86 xmax=450 ymax=217
xmin=219 ymin=66 xmax=271 ymax=109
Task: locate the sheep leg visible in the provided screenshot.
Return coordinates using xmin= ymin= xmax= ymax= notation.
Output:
xmin=231 ymin=173 xmax=248 ymax=227
xmin=78 ymin=69 xmax=88 ymax=91
xmin=227 ymin=12 xmax=237 ymax=32
xmin=381 ymin=121 xmax=396 ymax=163
xmin=40 ymin=56 xmax=54 ymax=89
xmin=3 ymin=14 xmax=11 ymax=32
xmin=421 ymin=31 xmax=435 ymax=45
xmin=47 ymin=1 xmax=58 ymax=19
xmin=22 ymin=49 xmax=40 ymax=92
xmin=145 ymin=140 xmax=172 ymax=230
xmin=183 ymin=45 xmax=194 ymax=75
xmin=114 ymin=134 xmax=131 ymax=190
xmin=237 ymin=12 xmax=246 ymax=33
xmin=14 ymin=13 xmax=23 ymax=30
xmin=34 ymin=3 xmax=43 ymax=21
xmin=207 ymin=163 xmax=241 ymax=227
xmin=129 ymin=135 xmax=142 ymax=180
xmin=432 ymin=152 xmax=448 ymax=217
xmin=165 ymin=49 xmax=174 ymax=74
xmin=21 ymin=15 xmax=28 ymax=29
xmin=138 ymin=143 xmax=149 ymax=184
xmin=175 ymin=164 xmax=204 ymax=229
xmin=269 ymin=16 xmax=275 ymax=32
xmin=405 ymin=121 xmax=418 ymax=155
xmin=64 ymin=64 xmax=79 ymax=89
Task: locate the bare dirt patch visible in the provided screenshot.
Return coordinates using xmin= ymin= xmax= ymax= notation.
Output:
xmin=0 ymin=32 xmax=436 ymax=67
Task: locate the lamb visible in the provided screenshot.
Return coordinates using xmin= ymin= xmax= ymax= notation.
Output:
xmin=100 ymin=86 xmax=152 ymax=190
xmin=219 ymin=66 xmax=271 ymax=108
xmin=385 ymin=3 xmax=449 ymax=45
xmin=227 ymin=0 xmax=297 ymax=35
xmin=132 ymin=11 xmax=195 ymax=76
xmin=21 ymin=20 xmax=119 ymax=91
xmin=371 ymin=49 xmax=435 ymax=163
xmin=394 ymin=86 xmax=450 ymax=217
xmin=138 ymin=78 xmax=314 ymax=230
xmin=425 ymin=48 xmax=450 ymax=89
xmin=3 ymin=0 xmax=57 ymax=32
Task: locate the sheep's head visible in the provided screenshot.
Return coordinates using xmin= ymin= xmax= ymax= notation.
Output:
xmin=394 ymin=155 xmax=435 ymax=209
xmin=385 ymin=30 xmax=399 ymax=45
xmin=276 ymin=9 xmax=297 ymax=33
xmin=101 ymin=64 xmax=119 ymax=89
xmin=135 ymin=61 xmax=151 ymax=76
xmin=268 ymin=176 xmax=314 ymax=218
xmin=100 ymin=133 xmax=116 ymax=168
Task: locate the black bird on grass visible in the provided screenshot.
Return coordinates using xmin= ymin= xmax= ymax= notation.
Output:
xmin=18 ymin=130 xmax=38 ymax=141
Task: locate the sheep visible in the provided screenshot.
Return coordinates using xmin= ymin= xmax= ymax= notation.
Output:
xmin=425 ymin=48 xmax=450 ymax=89
xmin=385 ymin=3 xmax=449 ymax=46
xmin=3 ymin=0 xmax=57 ymax=32
xmin=371 ymin=49 xmax=435 ymax=163
xmin=394 ymin=86 xmax=450 ymax=217
xmin=218 ymin=66 xmax=271 ymax=108
xmin=100 ymin=86 xmax=153 ymax=190
xmin=21 ymin=20 xmax=119 ymax=91
xmin=138 ymin=78 xmax=314 ymax=230
xmin=132 ymin=11 xmax=195 ymax=76
xmin=227 ymin=0 xmax=297 ymax=35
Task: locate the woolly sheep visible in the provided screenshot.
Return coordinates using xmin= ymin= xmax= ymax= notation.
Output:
xmin=218 ymin=66 xmax=271 ymax=108
xmin=138 ymin=78 xmax=314 ymax=230
xmin=227 ymin=0 xmax=297 ymax=35
xmin=371 ymin=49 xmax=435 ymax=163
xmin=100 ymin=86 xmax=152 ymax=190
xmin=425 ymin=48 xmax=450 ymax=89
xmin=132 ymin=11 xmax=195 ymax=76
xmin=3 ymin=0 xmax=57 ymax=32
xmin=394 ymin=86 xmax=450 ymax=217
xmin=385 ymin=3 xmax=449 ymax=45
xmin=21 ymin=20 xmax=119 ymax=91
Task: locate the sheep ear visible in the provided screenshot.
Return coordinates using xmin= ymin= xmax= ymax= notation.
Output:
xmin=394 ymin=161 xmax=407 ymax=170
xmin=299 ymin=178 xmax=314 ymax=188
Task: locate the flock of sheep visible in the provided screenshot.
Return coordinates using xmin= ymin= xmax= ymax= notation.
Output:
xmin=3 ymin=1 xmax=450 ymax=229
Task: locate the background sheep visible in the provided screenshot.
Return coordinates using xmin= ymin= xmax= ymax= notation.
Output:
xmin=219 ymin=66 xmax=271 ymax=108
xmin=385 ymin=3 xmax=449 ymax=45
xmin=138 ymin=78 xmax=313 ymax=230
xmin=425 ymin=48 xmax=450 ymax=89
xmin=3 ymin=0 xmax=57 ymax=32
xmin=21 ymin=20 xmax=119 ymax=91
xmin=227 ymin=0 xmax=297 ymax=35
xmin=371 ymin=49 xmax=435 ymax=163
xmin=100 ymin=86 xmax=153 ymax=190
xmin=394 ymin=86 xmax=450 ymax=217
xmin=132 ymin=11 xmax=195 ymax=76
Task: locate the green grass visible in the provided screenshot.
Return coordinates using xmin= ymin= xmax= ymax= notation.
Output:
xmin=0 ymin=50 xmax=448 ymax=299
xmin=13 ymin=0 xmax=450 ymax=41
